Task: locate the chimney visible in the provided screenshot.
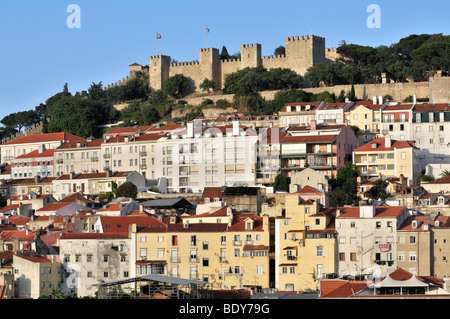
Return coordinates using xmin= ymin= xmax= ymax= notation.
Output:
xmin=34 ymin=175 xmax=40 ymax=184
xmin=187 ymin=122 xmax=194 ymax=138
xmin=359 ymin=204 xmax=376 ymax=218
xmin=413 ymin=94 xmax=417 ymax=104
xmin=38 ymin=144 xmax=45 ymax=154
xmin=385 ymin=137 xmax=391 ymax=148
xmin=232 ymin=120 xmax=240 ymax=136
xmin=310 ymin=120 xmax=317 ymax=130
xmin=379 ymin=95 xmax=383 ymax=105
xmin=139 ymin=204 xmax=144 ymax=213
xmin=373 ymin=96 xmax=377 ymax=105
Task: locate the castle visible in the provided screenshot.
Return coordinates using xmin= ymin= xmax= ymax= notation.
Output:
xmin=106 ymin=35 xmax=340 ymax=92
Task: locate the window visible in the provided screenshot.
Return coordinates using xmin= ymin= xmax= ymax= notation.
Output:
xmin=409 ymin=252 xmax=417 ymax=262
xmin=398 ymin=236 xmax=405 ymax=244
xmin=157 ymin=249 xmax=164 ymax=258
xmin=87 ymin=255 xmax=92 ymax=262
xmin=316 ymin=246 xmax=323 ymax=257
xmin=256 ymin=265 xmax=263 ymax=275
xmin=190 ymin=235 xmax=197 ymax=246
xmin=376 ymin=221 xmax=381 ymax=229
xmin=103 ymin=255 xmax=109 ymax=262
xmin=315 ymin=218 xmax=320 ymax=226
xmin=350 ymin=253 xmax=357 ymax=261
xmin=172 ymin=235 xmax=178 ymax=246
xmin=409 ymin=236 xmax=416 ymax=244
xmin=202 ymin=258 xmax=209 ymax=267
xmin=234 ymin=248 xmax=240 ymax=257
xmin=202 ymin=241 xmax=209 ymax=250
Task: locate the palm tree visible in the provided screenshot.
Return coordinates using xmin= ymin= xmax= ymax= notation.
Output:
xmin=440 ymin=170 xmax=450 ymax=177
xmin=52 ymin=287 xmax=64 ymax=299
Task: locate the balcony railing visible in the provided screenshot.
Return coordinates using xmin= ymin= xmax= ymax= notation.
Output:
xmin=103 ymin=153 xmax=111 ymax=159
xmin=91 ymin=157 xmax=99 ymax=162
xmin=140 ymin=151 xmax=147 ymax=156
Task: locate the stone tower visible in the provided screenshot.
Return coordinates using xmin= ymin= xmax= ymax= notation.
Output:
xmin=199 ymin=48 xmax=221 ymax=90
xmin=240 ymin=43 xmax=262 ymax=69
xmin=148 ymin=55 xmax=171 ymax=91
xmin=285 ymin=35 xmax=327 ymax=76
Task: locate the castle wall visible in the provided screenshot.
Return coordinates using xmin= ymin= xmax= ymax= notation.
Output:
xmin=169 ymin=61 xmax=201 ymax=92
xmin=261 ymin=55 xmax=288 ymax=70
xmin=220 ymin=59 xmax=242 ymax=89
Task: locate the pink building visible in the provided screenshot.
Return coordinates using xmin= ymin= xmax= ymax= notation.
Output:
xmin=280 ymin=121 xmax=359 ymax=178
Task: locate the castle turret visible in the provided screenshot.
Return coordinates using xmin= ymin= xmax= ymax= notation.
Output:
xmin=199 ymin=47 xmax=221 ymax=91
xmin=149 ymin=55 xmax=171 ymax=91
xmin=285 ymin=35 xmax=327 ymax=75
xmin=240 ymin=43 xmax=262 ymax=69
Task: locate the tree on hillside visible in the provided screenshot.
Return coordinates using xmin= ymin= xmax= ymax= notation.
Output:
xmin=220 ymin=46 xmax=231 ymax=60
xmin=274 ymin=46 xmax=285 ymax=56
xmin=364 ymin=179 xmax=390 ymax=201
xmin=163 ymin=74 xmax=191 ymax=98
xmin=329 ymin=163 xmax=360 ymax=207
xmin=199 ymin=78 xmax=215 ymax=93
xmin=273 ymin=174 xmax=290 ymax=192
xmin=115 ymin=181 xmax=138 ymax=199
xmin=46 ymin=95 xmax=97 ymax=138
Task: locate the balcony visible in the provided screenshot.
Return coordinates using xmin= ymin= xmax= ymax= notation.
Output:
xmin=56 ymin=158 xmax=64 ymax=164
xmin=234 ymin=240 xmax=242 ymax=246
xmin=103 ymin=153 xmax=111 ymax=159
xmin=91 ymin=157 xmax=99 ymax=162
xmin=140 ymin=151 xmax=147 ymax=156
xmin=140 ymin=164 xmax=147 ymax=170
xmin=170 ymin=257 xmax=181 ymax=263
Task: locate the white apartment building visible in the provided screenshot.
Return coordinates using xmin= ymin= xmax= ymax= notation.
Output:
xmin=54 ymin=138 xmax=103 ymax=176
xmin=156 ymin=120 xmax=258 ymax=193
xmin=336 ymin=205 xmax=410 ymax=279
xmin=101 ymin=132 xmax=165 ymax=179
xmin=59 ymin=232 xmax=134 ymax=298
xmin=411 ymin=103 xmax=450 ymax=167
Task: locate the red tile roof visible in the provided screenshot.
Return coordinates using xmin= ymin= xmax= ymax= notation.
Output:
xmin=355 ymin=137 xmax=415 ymax=152
xmin=57 ymin=139 xmax=103 ymax=149
xmin=100 ymin=216 xmax=166 ymax=233
xmin=61 ymin=233 xmax=129 ymax=240
xmin=295 ymin=186 xmax=322 ymax=194
xmin=413 ymin=103 xmax=450 ymax=112
xmin=423 ymin=175 xmax=450 ymax=184
xmin=14 ymin=149 xmax=54 ymax=159
xmin=2 ymin=132 xmax=84 ymax=145
xmin=200 ymin=187 xmax=224 ymax=203
xmin=319 ymin=280 xmax=368 ymax=298
xmin=337 ymin=206 xmax=406 ymax=218
xmin=16 ymin=254 xmax=52 ymax=263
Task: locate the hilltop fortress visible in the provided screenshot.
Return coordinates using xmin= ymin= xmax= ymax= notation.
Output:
xmin=106 ymin=35 xmax=339 ymax=92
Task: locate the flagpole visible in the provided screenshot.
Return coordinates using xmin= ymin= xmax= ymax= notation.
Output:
xmin=206 ymin=25 xmax=208 ymax=48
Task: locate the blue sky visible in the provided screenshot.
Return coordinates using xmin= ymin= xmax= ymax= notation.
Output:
xmin=0 ymin=0 xmax=448 ymax=118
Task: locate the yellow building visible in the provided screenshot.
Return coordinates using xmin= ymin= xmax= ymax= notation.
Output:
xmin=353 ymin=137 xmax=421 ymax=184
xmin=13 ymin=253 xmax=61 ymax=299
xmin=275 ymin=193 xmax=337 ymax=292
xmin=133 ymin=206 xmax=274 ymax=293
xmin=345 ymin=99 xmax=384 ymax=145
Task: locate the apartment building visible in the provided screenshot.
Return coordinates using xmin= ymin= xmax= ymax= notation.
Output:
xmin=412 ymin=103 xmax=450 ymax=167
xmin=256 ymin=127 xmax=286 ymax=186
xmin=101 ymin=132 xmax=165 ymax=179
xmin=133 ymin=208 xmax=273 ymax=291
xmin=353 ymin=137 xmax=421 ymax=184
xmin=156 ymin=120 xmax=258 ymax=193
xmin=346 ymin=99 xmax=386 ymax=145
xmin=11 ymin=146 xmax=54 ymax=179
xmin=316 ymin=102 xmax=353 ymax=125
xmin=59 ymin=232 xmax=134 ymax=297
xmin=275 ymin=193 xmax=337 ymax=291
xmin=13 ymin=253 xmax=61 ymax=299
xmin=280 ymin=121 xmax=358 ymax=178
xmin=335 ymin=205 xmax=410 ymax=279
xmin=1 ymin=132 xmax=84 ymax=164
xmin=380 ymin=103 xmax=414 ymax=141
xmin=278 ymin=102 xmax=322 ymax=127
xmin=52 ymin=171 xmax=146 ymax=200
xmin=289 ymin=167 xmax=331 ymax=195
xmin=54 ymin=138 xmax=103 ymax=176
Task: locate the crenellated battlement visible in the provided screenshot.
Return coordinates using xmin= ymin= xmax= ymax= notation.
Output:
xmin=262 ymin=54 xmax=286 ymax=60
xmin=326 ymin=47 xmax=337 ymax=52
xmin=221 ymin=58 xmax=241 ymax=63
xmin=241 ymin=43 xmax=259 ymax=49
xmin=149 ymin=55 xmax=171 ymax=60
xmin=170 ymin=61 xmax=200 ymax=67
xmin=286 ymin=35 xmax=325 ymax=42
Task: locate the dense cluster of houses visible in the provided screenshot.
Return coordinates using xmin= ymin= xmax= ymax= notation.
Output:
xmin=1 ymin=96 xmax=450 ymax=299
